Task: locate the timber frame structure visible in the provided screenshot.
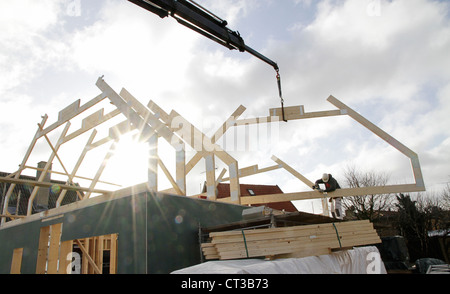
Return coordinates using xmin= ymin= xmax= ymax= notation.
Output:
xmin=1 ymin=76 xmax=425 ymax=224
xmin=0 ymin=77 xmax=425 ymax=273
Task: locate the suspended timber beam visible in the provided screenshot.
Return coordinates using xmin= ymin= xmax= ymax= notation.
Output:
xmin=326 ymin=95 xmax=425 ymax=189
xmin=218 ymin=95 xmax=425 ymax=207
xmin=232 ymin=109 xmax=346 ymax=126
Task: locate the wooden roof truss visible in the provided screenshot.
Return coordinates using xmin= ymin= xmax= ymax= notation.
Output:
xmin=0 ymin=77 xmax=425 ymax=225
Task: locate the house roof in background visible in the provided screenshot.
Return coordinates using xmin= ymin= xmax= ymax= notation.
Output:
xmin=216 ymin=183 xmax=298 ymax=213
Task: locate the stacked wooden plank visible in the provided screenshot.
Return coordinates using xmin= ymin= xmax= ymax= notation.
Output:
xmin=201 ymin=220 xmax=381 ymax=260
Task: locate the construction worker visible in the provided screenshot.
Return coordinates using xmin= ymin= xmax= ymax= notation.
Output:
xmin=313 ymin=173 xmax=343 ymax=219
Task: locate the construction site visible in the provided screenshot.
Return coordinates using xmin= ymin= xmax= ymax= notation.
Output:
xmin=0 ymin=0 xmax=448 ymax=275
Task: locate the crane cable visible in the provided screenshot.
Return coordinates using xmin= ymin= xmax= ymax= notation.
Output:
xmin=180 ymin=1 xmax=287 ymax=122
xmin=276 ymin=69 xmax=287 ymax=122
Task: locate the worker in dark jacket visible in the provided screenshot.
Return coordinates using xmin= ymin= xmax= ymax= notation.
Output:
xmin=313 ymin=173 xmax=340 ymax=192
xmin=313 ymin=173 xmax=343 ymax=219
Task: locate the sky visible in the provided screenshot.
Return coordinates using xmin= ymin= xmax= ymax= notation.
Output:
xmin=0 ymin=0 xmax=449 ymax=213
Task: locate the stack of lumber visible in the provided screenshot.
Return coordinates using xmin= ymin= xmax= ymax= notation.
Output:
xmin=201 ymin=220 xmax=381 ymax=260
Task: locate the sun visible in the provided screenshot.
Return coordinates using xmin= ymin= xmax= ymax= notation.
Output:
xmin=103 ymin=133 xmax=149 ymax=188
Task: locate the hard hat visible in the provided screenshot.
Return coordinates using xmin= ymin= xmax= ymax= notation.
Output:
xmin=322 ymin=173 xmax=329 ymax=182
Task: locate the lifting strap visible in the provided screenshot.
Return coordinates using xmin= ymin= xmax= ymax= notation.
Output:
xmin=276 ymin=69 xmax=287 ymax=122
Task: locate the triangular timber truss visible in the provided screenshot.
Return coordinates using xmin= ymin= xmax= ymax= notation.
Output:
xmin=0 ymin=77 xmax=425 ymax=225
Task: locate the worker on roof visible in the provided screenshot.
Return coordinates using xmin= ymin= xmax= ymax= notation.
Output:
xmin=313 ymin=173 xmax=340 ymax=192
xmin=313 ymin=173 xmax=343 ymax=220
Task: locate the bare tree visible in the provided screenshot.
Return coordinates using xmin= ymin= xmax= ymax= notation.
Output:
xmin=442 ymin=183 xmax=450 ymax=210
xmin=396 ymin=192 xmax=450 ymax=260
xmin=342 ymin=165 xmax=394 ymax=221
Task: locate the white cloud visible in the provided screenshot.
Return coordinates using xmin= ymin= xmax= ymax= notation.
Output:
xmin=0 ymin=1 xmax=69 ymax=171
xmin=200 ymin=0 xmax=260 ymax=26
xmin=294 ymin=0 xmax=313 ymax=7
xmin=0 ymin=0 xmax=62 ymax=41
xmin=1 ymin=0 xmax=449 ymax=201
xmin=276 ymin=0 xmax=450 ymax=105
xmin=69 ymin=1 xmax=199 ymax=90
xmin=261 ymin=0 xmax=450 ymax=198
xmin=0 ymin=1 xmax=66 ymax=93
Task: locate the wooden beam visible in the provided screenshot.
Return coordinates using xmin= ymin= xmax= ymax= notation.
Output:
xmin=75 ymin=239 xmax=102 ymax=274
xmin=271 ymin=155 xmax=314 ymax=188
xmin=220 ymin=164 xmax=281 ymax=182
xmin=27 ymin=122 xmax=72 ymax=216
xmin=62 ymin=109 xmax=121 ymax=143
xmin=327 ymin=95 xmax=425 ymax=188
xmin=215 ymin=168 xmax=227 ymax=188
xmin=96 ymin=236 xmax=104 ymax=274
xmin=119 ymin=87 xmax=185 ymax=148
xmin=109 ymin=234 xmax=118 ymax=274
xmin=226 ymin=184 xmax=425 ymax=205
xmin=203 ymin=220 xmax=381 ymax=260
xmin=47 ymin=223 xmax=63 ymax=274
xmin=59 ymin=240 xmax=74 ymax=274
xmin=57 ymin=130 xmax=99 ymax=207
xmin=148 ymin=134 xmax=158 ymax=192
xmin=157 ymin=157 xmax=183 ymax=195
xmin=96 ymin=78 xmax=155 ymax=140
xmin=36 ymin=122 xmax=85 ymax=203
xmin=38 ymin=93 xmax=106 ymax=138
xmin=147 ymin=100 xmax=244 ymax=200
xmin=184 ymin=104 xmax=246 ymax=174
xmin=24 ymin=165 xmax=120 ymax=188
xmin=233 ymin=109 xmax=344 ymax=126
xmin=168 ymin=110 xmax=236 ymax=164
xmin=269 ymin=105 xmax=304 ymax=121
xmin=228 ymin=161 xmax=241 ymax=204
xmin=175 ymin=148 xmax=186 ymax=195
xmin=0 ymin=177 xmax=112 ymax=195
xmin=83 ymin=140 xmax=118 ymax=200
xmin=147 ymin=100 xmax=170 ymax=124
xmin=0 ymin=214 xmax=26 ymax=219
xmin=167 ymin=109 xmax=241 ymax=202
xmin=10 ymin=248 xmax=23 ymax=274
xmin=81 ymin=238 xmax=89 ymax=274
xmin=36 ymin=226 xmax=50 ymax=274
xmin=210 ymin=220 xmax=373 ymax=240
xmin=204 ymin=154 xmax=216 ymax=200
xmin=119 ymin=94 xmax=187 ymax=195
xmin=1 ymin=115 xmax=48 ymax=225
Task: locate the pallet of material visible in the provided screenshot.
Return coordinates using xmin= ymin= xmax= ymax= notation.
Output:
xmin=201 ymin=220 xmax=381 ymax=260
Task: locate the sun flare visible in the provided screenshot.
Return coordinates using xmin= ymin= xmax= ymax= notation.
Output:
xmin=103 ymin=133 xmax=149 ymax=188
